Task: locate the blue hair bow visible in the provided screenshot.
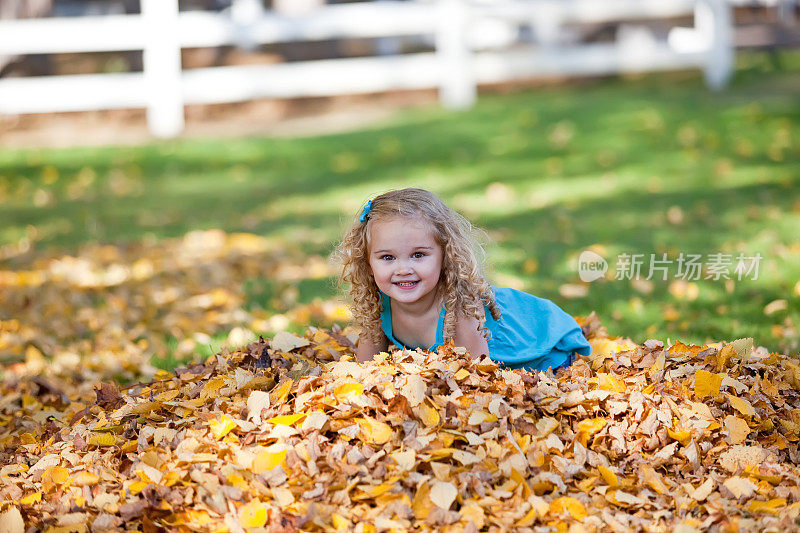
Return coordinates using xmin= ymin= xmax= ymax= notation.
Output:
xmin=359 ymin=199 xmax=372 ymax=223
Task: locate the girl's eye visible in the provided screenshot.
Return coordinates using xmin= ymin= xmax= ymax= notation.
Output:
xmin=381 ymin=255 xmax=394 ymax=261
xmin=412 ymin=252 xmax=426 ymax=258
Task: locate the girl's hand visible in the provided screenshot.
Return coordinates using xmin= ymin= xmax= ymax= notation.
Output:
xmin=355 ymin=332 xmax=389 ymax=363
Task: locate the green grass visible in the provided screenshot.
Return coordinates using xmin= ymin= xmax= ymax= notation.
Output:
xmin=2 ymin=50 xmax=799 ymax=358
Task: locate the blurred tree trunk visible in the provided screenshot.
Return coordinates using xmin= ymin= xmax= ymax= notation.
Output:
xmin=0 ymin=0 xmax=54 ymax=76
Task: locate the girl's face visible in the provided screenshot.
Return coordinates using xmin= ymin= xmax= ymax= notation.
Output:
xmin=367 ymin=217 xmax=443 ymax=307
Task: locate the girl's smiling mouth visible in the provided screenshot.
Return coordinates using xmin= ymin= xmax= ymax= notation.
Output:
xmin=393 ymin=281 xmax=419 ymax=288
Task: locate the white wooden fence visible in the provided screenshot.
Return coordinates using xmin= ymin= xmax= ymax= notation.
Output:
xmin=0 ymin=0 xmax=733 ymax=138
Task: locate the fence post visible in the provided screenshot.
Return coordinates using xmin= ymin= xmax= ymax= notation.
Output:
xmin=697 ymin=0 xmax=733 ymax=91
xmin=436 ymin=0 xmax=475 ymax=109
xmin=141 ymin=0 xmax=184 ymax=138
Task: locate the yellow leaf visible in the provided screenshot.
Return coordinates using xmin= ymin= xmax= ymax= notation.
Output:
xmin=40 ymin=526 xmax=86 ymax=533
xmin=747 ymin=498 xmax=786 ymax=514
xmin=184 ymin=509 xmax=213 ymax=526
xmin=331 ymin=513 xmax=351 ymax=529
xmin=694 ymin=370 xmax=722 ymax=399
xmin=549 ymin=496 xmax=587 ymax=522
xmin=154 ymin=389 xmax=180 ymax=402
xmin=72 ymin=471 xmax=100 ymax=486
xmin=416 ymin=400 xmax=440 ymax=427
xmin=640 ymin=465 xmax=668 ymax=494
xmin=725 ymin=394 xmax=757 ymax=419
xmin=596 ymin=373 xmax=626 ymax=393
xmin=43 ymin=466 xmax=69 ymax=485
xmin=598 ymin=465 xmax=619 ymax=488
xmin=209 ymin=415 xmax=237 ymax=440
xmin=715 ymin=344 xmax=736 ymax=372
xmin=270 ymin=379 xmax=294 ymax=406
xmin=19 ymin=492 xmax=41 ymax=505
xmin=253 ymin=448 xmax=287 ymax=473
xmin=163 ymin=471 xmax=181 ymax=487
xmin=411 ymin=481 xmax=433 ymax=519
xmin=201 ymin=377 xmax=225 ymax=399
xmin=577 ymin=418 xmax=607 ymax=436
xmin=516 ymin=506 xmax=537 ymax=527
xmin=130 ymin=401 xmax=160 ymax=416
xmin=453 ymin=368 xmax=470 ymax=381
xmin=239 ymin=500 xmax=267 ymax=528
xmin=357 ymin=417 xmax=393 ymax=445
xmin=461 ymin=503 xmax=486 ymax=529
xmin=648 ymin=351 xmax=666 ymax=379
xmin=589 ymin=338 xmax=619 ymax=358
xmin=667 ymin=427 xmax=692 ymax=446
xmin=467 ymin=411 xmax=497 ymax=425
xmin=227 ymin=473 xmax=249 ymax=490
xmin=88 ymin=433 xmax=116 ymax=447
xmin=724 ymin=415 xmax=751 ymax=445
xmin=668 ymin=341 xmax=703 ymax=356
xmin=745 ymin=466 xmax=782 ymax=485
xmin=334 ymin=382 xmax=365 ymax=402
xmin=128 ymin=481 xmax=148 ymax=495
xmin=266 ymin=413 xmax=306 ymax=426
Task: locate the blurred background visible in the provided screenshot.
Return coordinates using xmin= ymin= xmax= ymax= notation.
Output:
xmin=0 ymin=0 xmax=798 ymax=384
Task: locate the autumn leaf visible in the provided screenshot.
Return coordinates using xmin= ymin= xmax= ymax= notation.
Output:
xmin=550 ymin=497 xmax=587 ymax=521
xmin=334 ymin=382 xmax=364 ymax=402
xmin=725 ymin=394 xmax=757 ymax=419
xmin=252 ymin=447 xmax=287 ymax=473
xmin=356 ymin=416 xmax=393 ymax=445
xmin=246 ymin=390 xmax=270 ymax=424
xmin=88 ymin=433 xmax=116 ymax=447
xmin=271 ymin=331 xmax=310 ymax=353
xmin=723 ymin=476 xmax=758 ymax=499
xmin=748 ymin=498 xmax=787 ymax=514
xmin=0 ymin=507 xmax=24 ymax=533
xmin=209 ymin=415 xmax=236 ymax=440
xmin=598 ymin=465 xmax=619 ymax=488
xmin=415 ymin=399 xmax=441 ymax=427
xmin=694 ymin=369 xmax=722 ymax=399
xmin=724 ymin=415 xmax=751 ymax=445
xmin=266 ymin=413 xmax=306 ymax=426
xmin=429 ymin=481 xmax=457 ymax=509
xmin=19 ymin=492 xmax=41 ymax=505
xmin=238 ymin=500 xmax=267 ymax=528
xmin=577 ymin=417 xmax=607 ymax=436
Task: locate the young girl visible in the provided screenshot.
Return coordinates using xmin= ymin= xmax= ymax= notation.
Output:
xmin=335 ymin=188 xmax=591 ymax=371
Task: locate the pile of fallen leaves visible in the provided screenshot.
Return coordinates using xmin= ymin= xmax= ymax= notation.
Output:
xmin=1 ymin=314 xmax=800 ymax=532
xmin=0 ymin=230 xmax=346 ymax=385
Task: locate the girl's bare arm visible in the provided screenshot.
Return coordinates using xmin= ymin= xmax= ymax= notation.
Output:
xmin=453 ymin=312 xmax=490 ymax=359
xmin=355 ymin=331 xmax=389 ymax=363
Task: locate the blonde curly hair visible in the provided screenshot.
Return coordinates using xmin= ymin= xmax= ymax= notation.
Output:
xmin=333 ymin=188 xmax=500 ymax=345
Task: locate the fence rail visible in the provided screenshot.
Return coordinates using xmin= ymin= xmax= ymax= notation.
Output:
xmin=0 ymin=0 xmax=734 ymax=138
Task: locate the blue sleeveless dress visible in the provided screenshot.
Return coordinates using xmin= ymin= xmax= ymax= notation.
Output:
xmin=380 ymin=286 xmax=591 ymax=372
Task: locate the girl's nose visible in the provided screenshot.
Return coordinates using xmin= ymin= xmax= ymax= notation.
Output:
xmin=395 ymin=261 xmax=413 ymax=274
